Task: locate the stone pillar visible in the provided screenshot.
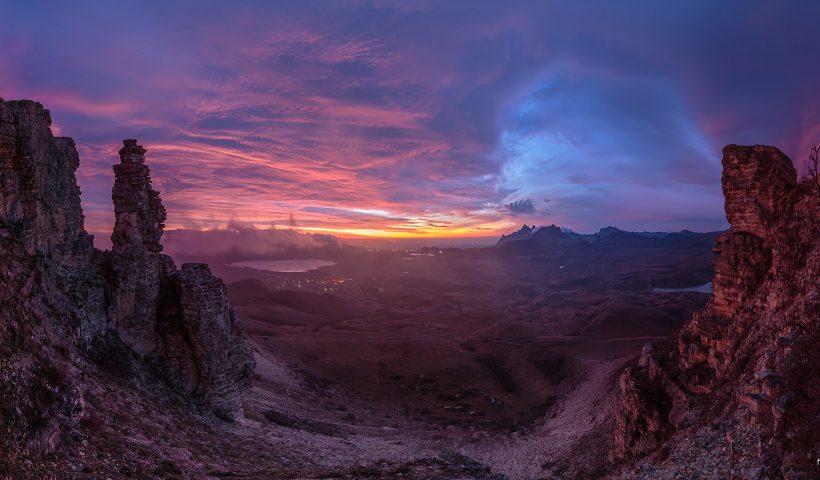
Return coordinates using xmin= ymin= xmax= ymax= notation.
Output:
xmin=109 ymin=139 xmax=172 ymax=355
xmin=111 ymin=139 xmax=166 ymax=254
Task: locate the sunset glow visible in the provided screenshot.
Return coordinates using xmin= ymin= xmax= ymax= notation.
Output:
xmin=2 ymin=1 xmax=818 ymax=241
xmin=1 ymin=2 xmax=818 ymax=477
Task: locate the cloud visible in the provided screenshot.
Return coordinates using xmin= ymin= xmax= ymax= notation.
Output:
xmin=504 ymin=199 xmax=536 ymax=215
xmin=302 ymin=206 xmax=409 ymax=222
xmin=161 ymin=221 xmax=342 ymax=261
xmin=1 ymin=1 xmax=818 ymax=236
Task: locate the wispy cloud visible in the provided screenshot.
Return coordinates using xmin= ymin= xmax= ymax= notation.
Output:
xmin=1 ymin=0 xmax=817 ymax=236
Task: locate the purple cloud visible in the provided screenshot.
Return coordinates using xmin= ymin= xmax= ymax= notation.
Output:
xmin=1 ymin=0 xmax=817 ymax=239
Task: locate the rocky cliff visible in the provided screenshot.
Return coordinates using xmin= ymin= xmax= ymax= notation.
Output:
xmin=0 ymin=99 xmax=254 ymax=469
xmin=0 ymin=100 xmax=93 ymax=258
xmin=612 ymin=145 xmax=819 ymax=479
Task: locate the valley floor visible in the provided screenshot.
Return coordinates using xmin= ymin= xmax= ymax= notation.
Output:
xmin=201 ymin=248 xmax=710 ymax=479
xmin=7 ymin=247 xmax=713 ymax=479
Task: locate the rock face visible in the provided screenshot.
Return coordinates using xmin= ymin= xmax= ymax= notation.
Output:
xmin=0 ymin=97 xmax=255 ymax=467
xmin=112 ymin=139 xmax=166 ymax=254
xmin=0 ymin=100 xmax=93 ymax=258
xmin=107 ymin=139 xmax=173 ymax=355
xmin=612 ymin=145 xmax=819 ymax=478
xmin=103 ymin=139 xmax=255 ymax=420
xmin=165 ymin=263 xmax=255 ymax=420
xmin=721 ymin=145 xmax=797 ymax=239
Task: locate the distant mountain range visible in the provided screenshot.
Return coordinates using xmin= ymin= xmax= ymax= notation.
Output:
xmin=494 ymin=224 xmax=723 ymax=255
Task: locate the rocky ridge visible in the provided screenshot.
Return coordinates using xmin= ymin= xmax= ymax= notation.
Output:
xmin=611 ymin=145 xmax=819 ymax=479
xmin=495 ymin=223 xmax=720 ymax=254
xmin=0 ymin=99 xmax=254 ymax=473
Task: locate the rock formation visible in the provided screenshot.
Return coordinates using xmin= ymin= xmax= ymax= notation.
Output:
xmin=612 ymin=145 xmax=819 ymax=478
xmin=164 ymin=263 xmax=254 ymax=419
xmin=107 ymin=139 xmax=175 ymax=355
xmin=0 ymin=100 xmax=93 ymax=258
xmin=103 ymin=138 xmax=254 ymax=420
xmin=0 ymin=97 xmax=255 ymax=474
xmin=111 ymin=139 xmax=166 ymax=254
xmin=495 ymin=224 xmax=534 ymax=246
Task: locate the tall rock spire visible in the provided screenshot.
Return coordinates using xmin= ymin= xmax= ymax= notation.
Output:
xmin=1 ymin=98 xmax=254 ymax=445
xmin=111 ymin=139 xmax=166 ymax=254
xmin=107 ymin=139 xmax=254 ymax=420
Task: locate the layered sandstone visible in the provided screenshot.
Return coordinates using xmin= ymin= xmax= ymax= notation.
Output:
xmin=612 ymin=145 xmax=819 ymax=478
xmin=0 ymin=100 xmax=93 ymax=258
xmin=112 ymin=139 xmax=166 ymax=254
xmin=0 ymin=98 xmax=255 ymax=470
xmin=107 ymin=139 xmax=174 ymax=355
xmin=166 ymin=263 xmax=255 ymax=420
xmin=105 ymin=139 xmax=255 ymax=420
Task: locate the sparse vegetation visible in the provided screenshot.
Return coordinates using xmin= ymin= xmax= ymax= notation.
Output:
xmin=806 ymin=144 xmax=820 ymax=195
xmin=262 ymin=409 xmax=342 ymax=436
xmin=802 ymin=144 xmax=820 ymax=196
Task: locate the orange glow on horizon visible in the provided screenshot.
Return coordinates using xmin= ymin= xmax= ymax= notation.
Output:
xmin=293 ymin=225 xmax=505 ymax=239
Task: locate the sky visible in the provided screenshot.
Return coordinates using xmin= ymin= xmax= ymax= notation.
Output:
xmin=1 ymin=1 xmax=818 ymax=241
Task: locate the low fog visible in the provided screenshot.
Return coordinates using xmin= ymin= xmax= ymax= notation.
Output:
xmin=162 ymin=221 xmax=343 ymax=262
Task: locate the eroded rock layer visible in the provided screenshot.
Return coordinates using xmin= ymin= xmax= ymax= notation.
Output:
xmin=169 ymin=263 xmax=255 ymax=420
xmin=104 ymin=138 xmax=255 ymax=420
xmin=0 ymin=100 xmax=92 ymax=258
xmin=612 ymin=145 xmax=819 ymax=478
xmin=0 ymin=97 xmax=255 ymax=471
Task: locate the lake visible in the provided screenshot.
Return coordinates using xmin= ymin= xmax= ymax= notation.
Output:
xmin=653 ymin=282 xmax=712 ymax=294
xmin=228 ymin=259 xmax=336 ymax=273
